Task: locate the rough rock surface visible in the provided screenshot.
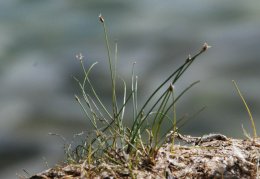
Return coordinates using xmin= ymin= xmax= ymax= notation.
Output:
xmin=27 ymin=134 xmax=260 ymax=179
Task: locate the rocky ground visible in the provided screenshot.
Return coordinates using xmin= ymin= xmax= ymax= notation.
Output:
xmin=26 ymin=133 xmax=260 ymax=179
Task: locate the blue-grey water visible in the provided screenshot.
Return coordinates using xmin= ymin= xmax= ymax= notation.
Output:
xmin=1 ymin=1 xmax=260 ymax=178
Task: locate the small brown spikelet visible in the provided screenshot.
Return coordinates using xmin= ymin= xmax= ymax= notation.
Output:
xmin=186 ymin=54 xmax=192 ymax=62
xmin=201 ymin=42 xmax=211 ymax=52
xmin=169 ymin=84 xmax=174 ymax=92
xmin=99 ymin=14 xmax=104 ymax=23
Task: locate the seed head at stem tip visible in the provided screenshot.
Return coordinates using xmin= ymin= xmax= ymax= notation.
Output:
xmin=99 ymin=14 xmax=105 ymax=23
xmin=201 ymin=42 xmax=211 ymax=52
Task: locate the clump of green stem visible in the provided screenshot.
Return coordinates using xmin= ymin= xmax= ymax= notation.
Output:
xmin=72 ymin=15 xmax=210 ymax=166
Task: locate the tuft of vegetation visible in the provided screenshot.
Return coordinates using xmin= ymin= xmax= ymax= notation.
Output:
xmin=26 ymin=15 xmax=260 ymax=179
xmin=67 ymin=14 xmax=210 ymax=171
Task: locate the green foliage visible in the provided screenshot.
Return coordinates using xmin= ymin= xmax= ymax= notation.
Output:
xmin=71 ymin=15 xmax=210 ymax=167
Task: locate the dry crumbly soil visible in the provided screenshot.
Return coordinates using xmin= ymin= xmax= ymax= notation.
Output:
xmin=26 ymin=133 xmax=260 ymax=179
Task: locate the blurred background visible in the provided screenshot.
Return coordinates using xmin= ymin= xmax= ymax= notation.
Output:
xmin=1 ymin=0 xmax=260 ymax=178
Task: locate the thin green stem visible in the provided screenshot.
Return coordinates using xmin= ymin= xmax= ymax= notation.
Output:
xmin=120 ymin=78 xmax=127 ymax=122
xmin=163 ymin=81 xmax=200 ymax=120
xmin=75 ymin=95 xmax=98 ymax=130
xmin=154 ymin=89 xmax=172 ymax=148
xmin=80 ymin=60 xmax=113 ymax=120
xmin=170 ymin=85 xmax=176 ymax=152
xmin=151 ymin=89 xmax=171 ymax=133
xmin=101 ymin=18 xmax=118 ymax=118
xmin=232 ymin=80 xmax=257 ymax=138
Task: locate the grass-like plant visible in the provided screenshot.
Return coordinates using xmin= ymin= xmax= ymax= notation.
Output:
xmin=71 ymin=15 xmax=210 ymax=169
xmin=232 ymin=80 xmax=257 ymax=139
